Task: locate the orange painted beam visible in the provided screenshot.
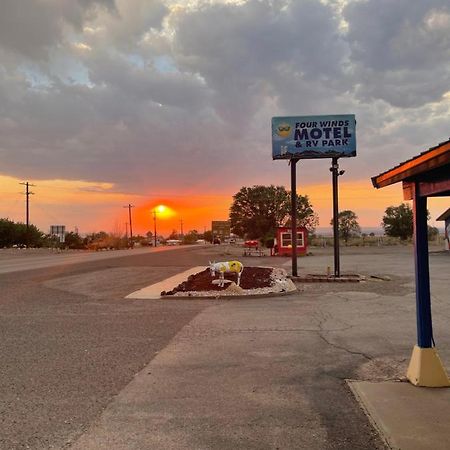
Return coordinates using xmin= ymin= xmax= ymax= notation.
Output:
xmin=372 ymin=141 xmax=450 ymax=188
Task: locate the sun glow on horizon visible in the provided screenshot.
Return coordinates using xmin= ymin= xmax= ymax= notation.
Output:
xmin=1 ymin=174 xmax=448 ymax=236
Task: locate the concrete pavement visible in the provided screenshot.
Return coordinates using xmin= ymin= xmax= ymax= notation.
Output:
xmin=69 ymin=245 xmax=449 ymax=450
xmin=2 ymin=244 xmax=448 ymax=449
xmin=350 ymin=381 xmax=450 ymax=450
xmin=126 ymin=266 xmax=205 ymax=299
xmin=70 ymin=297 xmax=383 ymax=450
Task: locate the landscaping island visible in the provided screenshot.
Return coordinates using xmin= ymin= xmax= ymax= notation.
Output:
xmin=161 ymin=266 xmax=296 ymax=297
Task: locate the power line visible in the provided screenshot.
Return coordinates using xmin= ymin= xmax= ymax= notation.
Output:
xmin=123 ymin=204 xmax=134 ymax=248
xmin=19 ymin=182 xmax=35 ymax=246
xmin=19 ymin=181 xmax=35 ymax=228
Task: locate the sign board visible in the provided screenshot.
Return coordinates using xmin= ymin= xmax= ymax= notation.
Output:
xmin=50 ymin=225 xmax=66 ymax=243
xmin=272 ymin=114 xmax=356 ymax=160
xmin=211 ymin=221 xmax=231 ymax=239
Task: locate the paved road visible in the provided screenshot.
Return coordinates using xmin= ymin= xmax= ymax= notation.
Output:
xmin=4 ymin=245 xmax=444 ymax=449
xmin=0 ymin=246 xmax=186 ymax=274
xmin=0 ymin=246 xmax=216 ymax=450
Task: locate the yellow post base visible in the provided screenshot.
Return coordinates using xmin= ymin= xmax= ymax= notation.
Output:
xmin=406 ymin=345 xmax=450 ymax=387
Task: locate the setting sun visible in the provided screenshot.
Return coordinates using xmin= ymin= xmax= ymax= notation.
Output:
xmin=152 ymin=204 xmax=175 ymax=220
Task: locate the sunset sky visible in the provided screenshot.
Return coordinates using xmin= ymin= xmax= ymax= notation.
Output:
xmin=0 ymin=0 xmax=449 ymax=236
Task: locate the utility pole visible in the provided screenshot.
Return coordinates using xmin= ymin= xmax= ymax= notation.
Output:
xmin=180 ymin=218 xmax=184 ymax=237
xmin=20 ymin=181 xmax=35 ymax=246
xmin=123 ymin=204 xmax=134 ymax=248
xmin=153 ymin=210 xmax=157 ymax=247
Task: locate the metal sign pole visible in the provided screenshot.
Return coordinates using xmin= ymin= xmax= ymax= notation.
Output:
xmin=331 ymin=157 xmax=340 ymax=277
xmin=291 ymin=159 xmax=298 ymax=277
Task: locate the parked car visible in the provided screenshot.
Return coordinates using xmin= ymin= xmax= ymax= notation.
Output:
xmin=166 ymin=239 xmax=182 ymax=246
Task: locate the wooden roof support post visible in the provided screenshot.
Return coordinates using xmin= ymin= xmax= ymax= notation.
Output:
xmin=406 ymin=182 xmax=450 ymax=386
xmin=372 ymin=141 xmax=450 ymax=387
xmin=412 ymin=184 xmax=432 ymax=349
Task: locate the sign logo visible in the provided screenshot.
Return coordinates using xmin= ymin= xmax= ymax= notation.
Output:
xmin=276 ymin=123 xmax=292 ymax=138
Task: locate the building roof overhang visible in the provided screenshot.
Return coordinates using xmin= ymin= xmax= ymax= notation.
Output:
xmin=371 ymin=139 xmax=450 ymax=189
xmin=437 ymin=208 xmax=450 ymax=221
xmin=371 ymin=139 xmax=450 ymax=200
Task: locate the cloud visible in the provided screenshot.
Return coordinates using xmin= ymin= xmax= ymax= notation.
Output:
xmin=0 ymin=0 xmax=116 ymax=60
xmin=0 ymin=0 xmax=449 ymax=232
xmin=344 ymin=0 xmax=450 ymax=107
xmin=169 ymin=0 xmax=348 ymax=123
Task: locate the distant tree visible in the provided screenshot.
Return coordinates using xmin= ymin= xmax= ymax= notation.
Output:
xmin=203 ymin=230 xmax=213 ymax=243
xmin=145 ymin=231 xmax=153 ymax=240
xmin=382 ymin=204 xmax=414 ymax=240
xmin=64 ymin=232 xmax=85 ymax=249
xmin=84 ymin=231 xmax=114 ymax=250
xmin=168 ymin=229 xmax=179 ymax=240
xmin=0 ymin=218 xmax=45 ymax=247
xmin=229 ymin=185 xmax=318 ymax=240
xmin=182 ymin=230 xmax=199 ymax=244
xmin=331 ymin=210 xmax=361 ymax=244
xmin=428 ymin=225 xmax=439 ymax=241
xmin=0 ymin=218 xmax=16 ymax=247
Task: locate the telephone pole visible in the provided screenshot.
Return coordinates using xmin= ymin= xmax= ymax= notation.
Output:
xmin=153 ymin=210 xmax=157 ymax=247
xmin=180 ymin=218 xmax=184 ymax=237
xmin=20 ymin=181 xmax=35 ymax=246
xmin=123 ymin=204 xmax=134 ymax=248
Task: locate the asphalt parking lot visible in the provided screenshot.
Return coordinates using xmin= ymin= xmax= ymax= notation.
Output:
xmin=0 ymin=244 xmax=448 ymax=449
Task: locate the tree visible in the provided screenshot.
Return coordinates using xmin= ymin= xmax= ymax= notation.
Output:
xmin=182 ymin=230 xmax=199 ymax=244
xmin=203 ymin=230 xmax=213 ymax=243
xmin=0 ymin=218 xmax=45 ymax=247
xmin=229 ymin=185 xmax=318 ymax=240
xmin=428 ymin=226 xmax=439 ymax=241
xmin=168 ymin=229 xmax=179 ymax=240
xmin=382 ymin=203 xmax=413 ymax=240
xmin=330 ymin=210 xmax=361 ymax=244
xmin=64 ymin=232 xmax=85 ymax=249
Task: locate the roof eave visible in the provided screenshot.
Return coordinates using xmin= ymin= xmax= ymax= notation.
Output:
xmin=372 ymin=141 xmax=450 ymax=189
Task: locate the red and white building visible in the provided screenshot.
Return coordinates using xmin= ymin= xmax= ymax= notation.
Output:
xmin=274 ymin=226 xmax=308 ymax=256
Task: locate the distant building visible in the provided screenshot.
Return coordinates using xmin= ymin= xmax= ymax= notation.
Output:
xmin=437 ymin=208 xmax=450 ymax=250
xmin=211 ymin=220 xmax=231 ymax=240
xmin=50 ymin=225 xmax=66 ymax=243
xmin=275 ymin=226 xmax=308 ymax=256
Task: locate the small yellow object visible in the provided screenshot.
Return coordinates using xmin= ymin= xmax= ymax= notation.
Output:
xmin=406 ymin=345 xmax=450 ymax=387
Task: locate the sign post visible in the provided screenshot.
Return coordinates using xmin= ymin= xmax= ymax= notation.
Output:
xmin=291 ymin=159 xmax=298 ymax=276
xmin=272 ymin=114 xmax=356 ymax=277
xmin=331 ymin=158 xmax=340 ymax=277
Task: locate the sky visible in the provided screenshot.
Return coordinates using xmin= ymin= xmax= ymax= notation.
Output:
xmin=0 ymin=0 xmax=449 ymax=236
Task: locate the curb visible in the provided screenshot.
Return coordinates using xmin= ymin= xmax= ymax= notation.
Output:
xmin=161 ymin=287 xmax=299 ymax=301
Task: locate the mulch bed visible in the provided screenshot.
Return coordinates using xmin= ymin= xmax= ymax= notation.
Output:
xmin=162 ymin=267 xmax=273 ymax=295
